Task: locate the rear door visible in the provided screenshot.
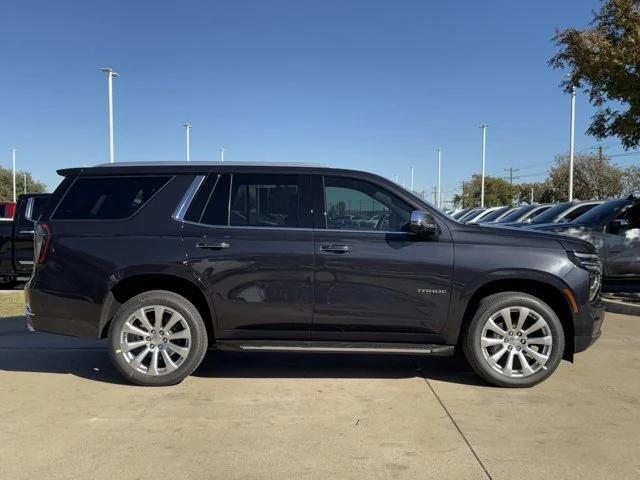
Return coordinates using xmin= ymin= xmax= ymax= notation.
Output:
xmin=180 ymin=171 xmax=315 ymax=340
xmin=12 ymin=195 xmax=49 ymax=273
xmin=310 ymin=174 xmax=454 ymax=343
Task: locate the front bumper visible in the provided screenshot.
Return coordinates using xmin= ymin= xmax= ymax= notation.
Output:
xmin=574 ymin=299 xmax=605 ymax=353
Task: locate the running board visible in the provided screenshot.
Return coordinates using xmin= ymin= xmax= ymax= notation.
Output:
xmin=216 ymin=340 xmax=454 ymax=356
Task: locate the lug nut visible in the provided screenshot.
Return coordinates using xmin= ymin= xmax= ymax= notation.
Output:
xmin=516 ymin=346 xmax=521 ymax=351
xmin=151 ymin=330 xmax=156 ymax=334
xmin=508 ymin=331 xmax=514 ymax=336
xmin=508 ymin=346 xmax=513 ymax=351
xmin=158 ymin=345 xmax=163 ymax=350
xmin=163 ymin=338 xmax=168 ymax=343
xmin=520 ymin=339 xmax=526 ymax=344
xmin=517 ymin=332 xmax=522 ymax=337
xmin=146 ymin=336 xmax=151 ymax=341
xmin=503 ymin=338 xmax=509 ymax=343
xmin=149 ymin=344 xmax=155 ymax=349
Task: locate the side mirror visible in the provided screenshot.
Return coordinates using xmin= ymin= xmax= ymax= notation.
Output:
xmin=409 ymin=210 xmax=438 ymax=236
xmin=609 ymin=218 xmax=630 ymax=235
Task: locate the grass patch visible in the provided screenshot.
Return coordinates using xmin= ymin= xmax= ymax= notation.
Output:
xmin=0 ymin=292 xmax=25 ymax=318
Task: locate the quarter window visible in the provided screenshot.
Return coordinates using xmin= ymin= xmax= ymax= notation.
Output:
xmin=323 ymin=176 xmax=412 ymax=231
xmin=54 ymin=176 xmax=170 ymax=220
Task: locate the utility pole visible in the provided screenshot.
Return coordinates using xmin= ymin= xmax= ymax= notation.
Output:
xmin=432 ymin=186 xmax=437 ymax=205
xmin=480 ymin=124 xmax=488 ymax=207
xmin=530 ymin=187 xmax=534 ymax=204
xmin=183 ymin=123 xmax=192 ymax=161
xmin=395 ymin=173 xmax=398 ymax=183
xmin=598 ymin=145 xmax=603 ymax=161
xmin=504 ymin=167 xmax=520 ymax=186
xmin=23 ymin=172 xmax=27 ymax=194
xmin=437 ymin=148 xmax=442 ymax=208
xmin=10 ymin=148 xmax=16 ymax=202
xmin=100 ymin=68 xmax=119 ymax=163
xmin=219 ymin=147 xmax=224 ymax=162
xmin=568 ymin=85 xmax=576 ymax=201
xmin=410 ymin=165 xmax=414 ymax=191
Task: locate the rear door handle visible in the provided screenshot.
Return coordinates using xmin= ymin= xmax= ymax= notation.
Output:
xmin=19 ymin=230 xmax=35 ymax=235
xmin=196 ymin=242 xmax=231 ymax=250
xmin=320 ymin=244 xmax=352 ymax=254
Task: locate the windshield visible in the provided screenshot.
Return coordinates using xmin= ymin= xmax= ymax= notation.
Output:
xmin=527 ymin=202 xmax=571 ymax=224
xmin=477 ymin=206 xmax=510 ymax=222
xmin=572 ymin=199 xmax=630 ymax=224
xmin=496 ymin=205 xmax=531 ymax=223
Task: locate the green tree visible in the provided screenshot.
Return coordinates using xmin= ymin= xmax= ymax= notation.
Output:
xmin=515 ymin=181 xmax=558 ymax=204
xmin=547 ymin=153 xmax=623 ymax=200
xmin=550 ymin=0 xmax=640 ymax=149
xmin=453 ymin=175 xmax=516 ymax=208
xmin=0 ymin=167 xmax=47 ymax=201
xmin=623 ymin=165 xmax=640 ymax=196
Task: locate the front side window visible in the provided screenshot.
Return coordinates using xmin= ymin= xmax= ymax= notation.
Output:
xmin=323 ymin=176 xmax=412 ymax=232
xmin=54 ymin=176 xmax=170 ymax=220
xmin=230 ymin=174 xmax=301 ymax=228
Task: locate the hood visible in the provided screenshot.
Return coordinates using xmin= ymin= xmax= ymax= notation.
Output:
xmin=477 ymin=223 xmax=596 ymax=253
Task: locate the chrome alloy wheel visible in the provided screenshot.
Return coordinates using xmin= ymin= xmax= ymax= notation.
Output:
xmin=480 ymin=306 xmax=553 ymax=378
xmin=119 ymin=305 xmax=192 ymax=376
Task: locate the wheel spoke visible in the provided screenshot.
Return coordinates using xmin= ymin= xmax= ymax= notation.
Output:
xmin=524 ymin=318 xmax=546 ymax=335
xmin=515 ymin=307 xmax=530 ymax=331
xmin=153 ymin=306 xmax=165 ymax=329
xmin=163 ymin=312 xmax=183 ymax=333
xmin=486 ymin=318 xmax=507 ymax=336
xmin=528 ymin=335 xmax=552 ymax=346
xmin=503 ymin=350 xmax=515 ymax=376
xmin=129 ymin=347 xmax=151 ymax=369
xmin=168 ymin=330 xmax=190 ymax=340
xmin=162 ymin=349 xmax=178 ymax=372
xmin=148 ymin=348 xmax=160 ymax=375
xmin=517 ymin=352 xmax=535 ymax=376
xmin=135 ymin=308 xmax=154 ymax=331
xmin=122 ymin=339 xmax=147 ymax=352
xmin=123 ymin=322 xmax=148 ymax=338
xmin=488 ymin=345 xmax=508 ymax=365
xmin=168 ymin=342 xmax=189 ymax=358
xmin=525 ymin=347 xmax=549 ymax=365
xmin=499 ymin=308 xmax=514 ymax=330
xmin=481 ymin=336 xmax=504 ymax=348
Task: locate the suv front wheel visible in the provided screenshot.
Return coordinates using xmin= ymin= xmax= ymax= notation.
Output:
xmin=462 ymin=292 xmax=565 ymax=388
xmin=108 ymin=290 xmax=208 ymax=386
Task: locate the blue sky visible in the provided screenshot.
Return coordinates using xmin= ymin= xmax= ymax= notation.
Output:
xmin=1 ymin=0 xmax=635 ymax=203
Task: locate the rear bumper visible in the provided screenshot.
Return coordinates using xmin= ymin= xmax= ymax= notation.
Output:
xmin=25 ymin=280 xmax=102 ymax=339
xmin=573 ymin=299 xmax=605 ymax=353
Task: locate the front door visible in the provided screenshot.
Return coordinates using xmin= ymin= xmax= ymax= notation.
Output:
xmin=181 ymin=172 xmax=315 ymax=340
xmin=311 ymin=174 xmax=454 ymax=343
xmin=602 ymin=202 xmax=640 ymax=278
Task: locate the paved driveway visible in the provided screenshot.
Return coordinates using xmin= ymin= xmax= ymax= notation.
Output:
xmin=0 ymin=311 xmax=638 ymax=479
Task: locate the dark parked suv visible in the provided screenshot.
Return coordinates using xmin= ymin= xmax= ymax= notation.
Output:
xmin=26 ymin=162 xmax=604 ymax=387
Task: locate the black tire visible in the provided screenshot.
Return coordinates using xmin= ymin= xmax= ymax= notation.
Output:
xmin=462 ymin=292 xmax=565 ymax=388
xmin=0 ymin=276 xmax=18 ymax=290
xmin=108 ymin=290 xmax=208 ymax=386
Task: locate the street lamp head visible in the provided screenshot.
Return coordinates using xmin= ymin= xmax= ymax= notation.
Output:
xmin=100 ymin=67 xmax=119 ymax=77
xmin=184 ymin=123 xmax=192 ymax=129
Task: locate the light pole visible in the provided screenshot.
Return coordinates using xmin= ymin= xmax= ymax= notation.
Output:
xmin=568 ymin=85 xmax=576 ymax=201
xmin=480 ymin=124 xmax=488 ymax=207
xmin=100 ymin=68 xmax=119 ymax=163
xmin=219 ymin=147 xmax=225 ymax=162
xmin=437 ymin=148 xmax=442 ymax=208
xmin=410 ymin=165 xmax=414 ymax=191
xmin=183 ymin=123 xmax=192 ymax=161
xmin=23 ymin=172 xmax=27 ymax=194
xmin=10 ymin=148 xmax=16 ymax=202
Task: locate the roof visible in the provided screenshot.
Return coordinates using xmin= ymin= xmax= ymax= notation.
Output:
xmin=58 ymin=161 xmax=332 ymax=176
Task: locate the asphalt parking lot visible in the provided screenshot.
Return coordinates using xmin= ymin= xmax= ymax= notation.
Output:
xmin=0 ymin=304 xmax=639 ymax=479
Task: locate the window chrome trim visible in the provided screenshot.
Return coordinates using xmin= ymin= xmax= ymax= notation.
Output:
xmin=180 ymin=219 xmax=410 ymax=235
xmin=172 ymin=175 xmax=206 ymax=221
xmin=24 ymin=197 xmax=34 ymax=221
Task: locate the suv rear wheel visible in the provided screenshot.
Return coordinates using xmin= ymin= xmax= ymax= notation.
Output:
xmin=462 ymin=292 xmax=564 ymax=388
xmin=108 ymin=290 xmax=208 ymax=386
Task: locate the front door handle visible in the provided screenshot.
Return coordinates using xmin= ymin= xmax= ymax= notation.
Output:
xmin=19 ymin=230 xmax=35 ymax=235
xmin=196 ymin=242 xmax=231 ymax=250
xmin=320 ymin=244 xmax=352 ymax=254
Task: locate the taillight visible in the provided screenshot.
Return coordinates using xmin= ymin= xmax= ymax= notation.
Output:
xmin=34 ymin=222 xmax=51 ymax=264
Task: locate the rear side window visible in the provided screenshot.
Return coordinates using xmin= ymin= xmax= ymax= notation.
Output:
xmin=53 ymin=176 xmax=170 ymax=220
xmin=564 ymin=204 xmax=596 ymax=221
xmin=230 ymin=174 xmax=301 ymax=228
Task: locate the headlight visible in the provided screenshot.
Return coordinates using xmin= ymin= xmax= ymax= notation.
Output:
xmin=568 ymin=251 xmax=602 ymax=302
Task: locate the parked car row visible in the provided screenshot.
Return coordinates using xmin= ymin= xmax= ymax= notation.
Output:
xmin=449 ymin=196 xmax=640 ymax=289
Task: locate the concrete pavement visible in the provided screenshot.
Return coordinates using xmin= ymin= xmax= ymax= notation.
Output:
xmin=0 ymin=311 xmax=638 ymax=479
